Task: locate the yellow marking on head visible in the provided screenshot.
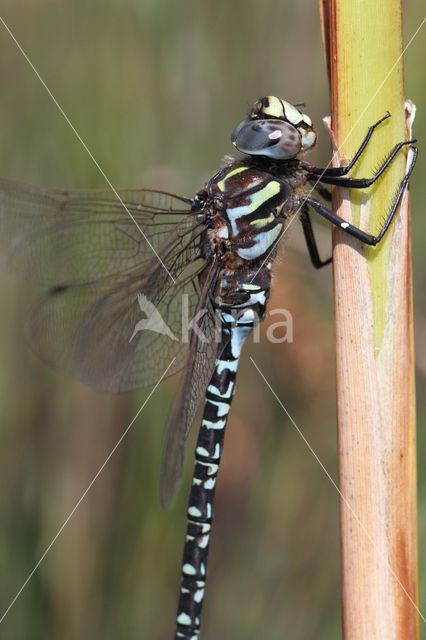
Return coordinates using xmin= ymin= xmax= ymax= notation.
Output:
xmin=262 ymin=96 xmax=284 ymax=118
xmin=282 ymin=100 xmax=303 ymax=126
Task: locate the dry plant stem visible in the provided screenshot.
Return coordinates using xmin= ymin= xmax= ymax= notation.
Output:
xmin=319 ymin=1 xmax=419 ymax=639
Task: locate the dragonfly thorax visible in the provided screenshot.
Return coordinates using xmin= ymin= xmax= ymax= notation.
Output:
xmin=201 ymin=161 xmax=296 ymax=268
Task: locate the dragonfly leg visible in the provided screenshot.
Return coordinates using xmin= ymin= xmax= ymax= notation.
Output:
xmin=301 ymin=112 xmax=391 ymax=177
xmin=300 ymin=206 xmax=332 ymax=268
xmin=310 ymin=140 xmax=416 ymax=188
xmin=303 ymin=144 xmax=417 ymax=246
xmin=308 ymin=180 xmax=332 ymax=201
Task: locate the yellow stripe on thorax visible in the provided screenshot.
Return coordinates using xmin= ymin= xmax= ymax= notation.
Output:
xmin=250 ymin=212 xmax=276 ymax=228
xmin=217 ymin=166 xmax=248 ymax=192
xmin=247 ymin=180 xmax=280 ymax=213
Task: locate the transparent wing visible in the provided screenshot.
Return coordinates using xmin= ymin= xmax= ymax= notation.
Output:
xmin=0 ymin=177 xmax=194 ymax=286
xmin=0 ymin=178 xmax=225 ymax=486
xmin=0 ymin=177 xmax=209 ymax=391
xmin=27 ymin=217 xmax=206 ymax=391
xmin=28 ymin=265 xmax=204 ymax=392
xmin=160 ymin=262 xmax=225 ymax=508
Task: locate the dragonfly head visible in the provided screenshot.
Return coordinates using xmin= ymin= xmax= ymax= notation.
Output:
xmin=231 ymin=96 xmax=317 ymax=160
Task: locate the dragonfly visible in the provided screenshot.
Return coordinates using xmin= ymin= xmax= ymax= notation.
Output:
xmin=0 ymin=96 xmax=417 ymax=639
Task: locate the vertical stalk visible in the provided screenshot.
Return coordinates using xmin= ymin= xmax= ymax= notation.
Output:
xmin=319 ymin=2 xmax=418 ymax=638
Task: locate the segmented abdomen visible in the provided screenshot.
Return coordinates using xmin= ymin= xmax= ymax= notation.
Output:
xmin=174 ymin=267 xmax=270 ymax=639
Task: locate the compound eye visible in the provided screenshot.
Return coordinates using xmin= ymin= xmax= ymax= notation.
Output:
xmin=231 ymin=118 xmax=302 ymax=159
xmin=230 ymin=115 xmax=252 ymax=145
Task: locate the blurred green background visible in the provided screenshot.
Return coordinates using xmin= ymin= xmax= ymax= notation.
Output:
xmin=0 ymin=1 xmax=425 ymax=638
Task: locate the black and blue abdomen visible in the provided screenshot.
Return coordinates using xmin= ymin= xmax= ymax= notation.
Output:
xmin=174 ymin=265 xmax=271 ymax=639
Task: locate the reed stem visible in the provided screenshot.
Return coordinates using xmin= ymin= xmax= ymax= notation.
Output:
xmin=319 ymin=2 xmax=419 ymax=637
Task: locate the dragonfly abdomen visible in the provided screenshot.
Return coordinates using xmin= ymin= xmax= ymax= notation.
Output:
xmin=175 ymin=339 xmax=234 ymax=639
xmin=174 ymin=271 xmax=269 ymax=639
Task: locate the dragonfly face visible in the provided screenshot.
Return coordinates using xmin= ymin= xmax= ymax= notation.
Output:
xmin=231 ymin=95 xmax=317 ymax=158
xmin=0 ymin=95 xmax=417 ymax=640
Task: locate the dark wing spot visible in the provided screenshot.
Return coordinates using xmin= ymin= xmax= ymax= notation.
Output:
xmin=49 ymin=284 xmax=69 ymax=296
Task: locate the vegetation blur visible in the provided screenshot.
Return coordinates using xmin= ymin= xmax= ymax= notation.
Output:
xmin=0 ymin=1 xmax=425 ymax=638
